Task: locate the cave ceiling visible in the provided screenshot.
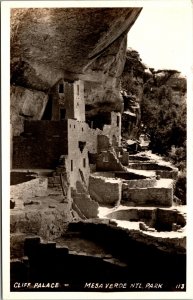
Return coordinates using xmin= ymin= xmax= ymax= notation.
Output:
xmin=11 ymin=7 xmax=142 ymax=90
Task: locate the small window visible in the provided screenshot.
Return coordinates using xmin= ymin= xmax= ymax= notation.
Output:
xmin=71 ymin=160 xmax=73 ymax=172
xmin=60 ymin=109 xmax=66 ymax=120
xmin=74 ymin=125 xmax=75 ymax=129
xmin=59 ymin=83 xmax=64 ymax=93
xmin=77 ymin=102 xmax=79 ymax=107
xmin=103 ymin=155 xmax=109 ymax=163
xmin=82 ymin=127 xmax=84 ymax=132
xmin=83 ymin=158 xmax=86 ymax=168
xmin=117 ymin=115 xmax=120 ymax=127
xmin=77 ymin=84 xmax=79 ymax=96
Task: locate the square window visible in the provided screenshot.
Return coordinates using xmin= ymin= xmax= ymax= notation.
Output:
xmin=59 ymin=83 xmax=64 ymax=93
xmin=103 ymin=155 xmax=109 ymax=163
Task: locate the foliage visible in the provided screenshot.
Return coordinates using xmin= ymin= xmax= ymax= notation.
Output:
xmin=174 ymin=171 xmax=186 ymax=205
xmin=141 ymin=84 xmax=186 ymax=156
xmin=141 ymin=82 xmax=186 ymax=204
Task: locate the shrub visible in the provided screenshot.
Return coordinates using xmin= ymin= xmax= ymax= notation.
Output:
xmin=174 ymin=171 xmax=186 ymax=205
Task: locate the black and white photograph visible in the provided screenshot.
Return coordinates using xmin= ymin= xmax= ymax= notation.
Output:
xmin=1 ymin=0 xmax=193 ymax=299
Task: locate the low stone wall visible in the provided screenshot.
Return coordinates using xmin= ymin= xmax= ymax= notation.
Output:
xmin=119 ymin=151 xmax=129 ymax=166
xmin=106 ymin=208 xmax=155 ymax=225
xmin=122 ymin=185 xmax=173 ymax=207
xmin=122 ymin=177 xmax=156 ymax=189
xmin=155 ymin=208 xmax=186 ymax=231
xmin=105 ymin=207 xmax=186 ymax=231
xmin=11 ymin=172 xmax=36 ymax=185
xmin=93 ymin=172 xmax=115 ymax=178
xmin=10 ymin=201 xmax=73 ymax=240
xmin=89 ymin=174 xmax=122 ymax=206
xmin=129 ymin=162 xmax=172 ymax=170
xmin=71 ymin=181 xmax=99 ymax=219
xmin=68 ymin=220 xmax=186 ymax=255
xmin=156 ymin=169 xmax=178 ymax=180
xmin=129 ymin=155 xmax=151 ymax=162
xmin=129 ymin=162 xmax=178 ymax=179
xmin=10 ymin=177 xmax=48 ymax=201
xmin=96 ymin=150 xmax=126 ymax=172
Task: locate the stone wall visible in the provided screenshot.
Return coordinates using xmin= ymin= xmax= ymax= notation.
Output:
xmin=156 ymin=208 xmax=186 ymax=231
xmin=122 ymin=183 xmax=173 ymax=207
xmin=50 ymin=79 xmax=85 ymax=122
xmin=12 ymin=121 xmax=68 ymax=169
xmin=122 ymin=177 xmax=156 ymax=189
xmin=119 ymin=151 xmax=129 ymax=166
xmin=71 ymin=181 xmax=99 ymax=218
xmin=156 ymin=169 xmax=178 ymax=180
xmin=10 ymin=176 xmax=48 ymax=202
xmin=89 ymin=174 xmax=122 ymax=206
xmin=67 ymin=119 xmax=90 ymax=188
xmin=129 ymin=162 xmax=178 ymax=179
xmin=10 ymin=203 xmax=73 ymax=240
xmin=68 ymin=220 xmax=186 ymax=255
xmin=24 ymin=120 xmax=68 ymax=137
xmin=50 ymin=79 xmax=74 ymax=120
xmin=96 ymin=149 xmax=126 ymax=172
xmin=97 ymin=135 xmax=111 ymax=152
xmin=73 ymin=80 xmax=85 ymax=122
xmin=103 ymin=112 xmax=121 ymax=146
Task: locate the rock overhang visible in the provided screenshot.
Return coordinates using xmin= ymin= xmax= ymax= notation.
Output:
xmin=11 ymin=8 xmax=142 ymax=83
xmin=11 ymin=7 xmax=142 ymax=116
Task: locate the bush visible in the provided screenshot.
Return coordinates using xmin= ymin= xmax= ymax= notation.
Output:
xmin=174 ymin=171 xmax=186 ymax=205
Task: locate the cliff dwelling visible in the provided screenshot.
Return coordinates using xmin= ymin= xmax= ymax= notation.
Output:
xmin=9 ymin=7 xmax=186 ymax=292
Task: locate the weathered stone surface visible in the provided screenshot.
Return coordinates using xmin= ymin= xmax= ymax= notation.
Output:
xmin=11 ymin=8 xmax=142 ymax=122
xmin=11 ymin=8 xmax=142 ymax=83
xmin=10 ymin=176 xmax=48 ymax=204
xmin=89 ymin=174 xmax=122 ymax=206
xmin=122 ymin=178 xmax=173 ymax=207
xmin=129 ymin=162 xmax=178 ymax=180
xmin=71 ymin=181 xmax=99 ymax=219
xmin=96 ymin=149 xmax=126 ymax=172
xmin=11 ymin=85 xmax=48 ymax=135
xmin=121 ymin=48 xmax=148 ymax=139
xmin=10 ymin=200 xmax=73 ymax=240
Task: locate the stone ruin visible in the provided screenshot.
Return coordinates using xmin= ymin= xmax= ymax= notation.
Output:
xmin=10 ymin=78 xmax=186 ymax=290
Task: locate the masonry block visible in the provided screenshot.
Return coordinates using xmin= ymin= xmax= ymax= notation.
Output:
xmin=89 ymin=174 xmax=122 ymax=206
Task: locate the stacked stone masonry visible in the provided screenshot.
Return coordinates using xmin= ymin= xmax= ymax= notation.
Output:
xmin=89 ymin=174 xmax=122 ymax=206
xmin=129 ymin=162 xmax=178 ymax=180
xmin=71 ymin=181 xmax=99 ymax=218
xmin=122 ymin=180 xmax=173 ymax=207
xmin=13 ymin=121 xmax=68 ymax=169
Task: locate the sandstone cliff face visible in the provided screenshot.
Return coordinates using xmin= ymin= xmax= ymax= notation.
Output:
xmin=121 ymin=48 xmax=187 ymax=139
xmin=11 ymin=8 xmax=142 ymax=129
xmin=121 ymin=48 xmax=150 ymax=139
xmin=11 ymin=85 xmax=48 ymax=136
